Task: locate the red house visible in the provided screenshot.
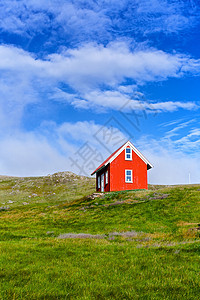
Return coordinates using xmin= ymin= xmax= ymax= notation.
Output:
xmin=91 ymin=140 xmax=153 ymax=192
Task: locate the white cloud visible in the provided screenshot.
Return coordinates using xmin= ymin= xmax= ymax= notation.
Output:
xmin=72 ymin=89 xmax=198 ymax=112
xmin=55 ymin=120 xmax=127 ymax=154
xmin=138 ymin=137 xmax=200 ymax=185
xmin=159 ymin=118 xmax=200 ymax=153
xmin=164 ymin=120 xmax=195 ymax=138
xmin=172 ymin=129 xmax=200 ymax=152
xmin=135 ymin=0 xmax=196 ymax=34
xmin=148 ymin=149 xmax=200 ymax=185
xmin=0 ymin=0 xmax=198 ymax=45
xmin=138 ymin=116 xmax=200 ymax=184
xmin=0 ymin=120 xmax=127 ymax=176
xmin=0 ymin=42 xmax=198 ymax=134
xmin=0 ymin=132 xmax=69 ymax=176
xmin=1 ymin=43 xmax=199 ymax=89
xmin=150 ymin=101 xmax=198 ymax=112
xmin=0 ymin=43 xmax=200 ymax=115
xmin=0 ymin=45 xmax=43 ymax=72
xmin=46 ymin=43 xmax=200 ymax=89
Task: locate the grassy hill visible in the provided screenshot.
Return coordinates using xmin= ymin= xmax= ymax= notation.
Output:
xmin=0 ymin=173 xmax=200 ymax=299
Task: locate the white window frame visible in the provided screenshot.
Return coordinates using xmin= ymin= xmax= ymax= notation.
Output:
xmin=125 ymin=169 xmax=133 ymax=183
xmin=98 ymin=176 xmax=101 ymax=189
xmin=125 ymin=147 xmax=132 ymax=160
xmin=105 ymin=171 xmax=108 ymax=185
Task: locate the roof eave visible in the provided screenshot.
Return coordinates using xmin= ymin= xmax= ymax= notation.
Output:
xmin=91 ymin=164 xmax=107 ymax=175
xmin=147 ymin=163 xmax=153 ymax=170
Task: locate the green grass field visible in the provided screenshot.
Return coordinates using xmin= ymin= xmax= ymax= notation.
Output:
xmin=0 ymin=172 xmax=200 ymax=299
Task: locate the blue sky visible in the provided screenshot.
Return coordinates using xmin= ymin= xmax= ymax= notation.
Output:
xmin=0 ymin=0 xmax=200 ymax=184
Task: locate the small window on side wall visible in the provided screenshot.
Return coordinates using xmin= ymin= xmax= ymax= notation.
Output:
xmin=125 ymin=147 xmax=132 ymax=160
xmin=105 ymin=171 xmax=108 ymax=184
xmin=125 ymin=170 xmax=133 ymax=183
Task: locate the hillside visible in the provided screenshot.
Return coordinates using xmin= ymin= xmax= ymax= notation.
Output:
xmin=0 ymin=173 xmax=200 ymax=299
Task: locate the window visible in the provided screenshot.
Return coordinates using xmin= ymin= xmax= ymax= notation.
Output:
xmin=98 ymin=176 xmax=100 ymax=188
xmin=125 ymin=147 xmax=132 ymax=160
xmin=105 ymin=171 xmax=108 ymax=184
xmin=125 ymin=170 xmax=132 ymax=183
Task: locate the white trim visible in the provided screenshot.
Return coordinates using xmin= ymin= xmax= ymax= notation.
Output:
xmin=125 ymin=169 xmax=133 ymax=183
xmin=105 ymin=171 xmax=108 ymax=184
xmin=92 ymin=140 xmax=153 ymax=175
xmin=125 ymin=147 xmax=132 ymax=160
xmin=106 ymin=141 xmax=153 ymax=169
xmin=97 ymin=176 xmax=101 ymax=188
xmin=101 ymin=174 xmax=104 ymax=192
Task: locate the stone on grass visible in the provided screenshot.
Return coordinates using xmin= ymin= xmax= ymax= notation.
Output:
xmin=0 ymin=206 xmax=10 ymax=211
xmin=58 ymin=233 xmax=105 ymax=239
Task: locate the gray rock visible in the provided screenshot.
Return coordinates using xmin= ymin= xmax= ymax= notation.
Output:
xmin=58 ymin=233 xmax=105 ymax=239
xmin=0 ymin=206 xmax=10 ymax=211
xmin=149 ymin=193 xmax=169 ymax=200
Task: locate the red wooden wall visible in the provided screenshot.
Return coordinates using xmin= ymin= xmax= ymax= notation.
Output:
xmin=110 ymin=148 xmax=147 ymax=191
xmin=96 ymin=147 xmax=148 ymax=192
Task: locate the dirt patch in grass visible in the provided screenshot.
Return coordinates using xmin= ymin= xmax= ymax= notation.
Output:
xmin=177 ymin=221 xmax=199 ymax=226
